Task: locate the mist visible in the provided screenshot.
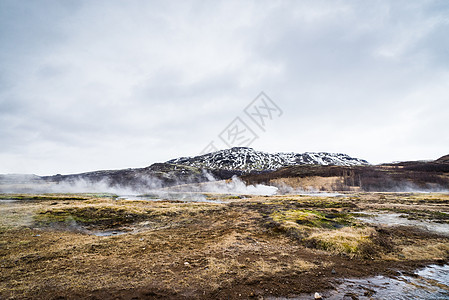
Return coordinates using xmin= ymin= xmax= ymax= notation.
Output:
xmin=2 ymin=170 xmax=448 ymax=200
xmin=165 ymin=175 xmax=278 ymax=196
xmin=0 ymin=173 xmax=279 ymax=199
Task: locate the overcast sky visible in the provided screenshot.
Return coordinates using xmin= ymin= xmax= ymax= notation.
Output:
xmin=1 ymin=0 xmax=448 ymax=175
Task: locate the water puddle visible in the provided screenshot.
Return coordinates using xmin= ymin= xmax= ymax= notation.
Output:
xmin=298 ymin=192 xmax=346 ymax=197
xmin=118 ymin=194 xmax=162 ymax=201
xmin=92 ymin=230 xmax=127 ymax=237
xmin=268 ymin=264 xmax=449 ymax=300
xmin=0 ymin=199 xmax=18 ymax=204
xmin=355 ymin=212 xmax=449 ymax=236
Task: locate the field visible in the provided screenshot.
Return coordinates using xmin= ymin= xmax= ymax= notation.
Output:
xmin=1 ymin=192 xmax=449 ymax=299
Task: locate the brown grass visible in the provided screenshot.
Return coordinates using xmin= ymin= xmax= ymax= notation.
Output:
xmin=305 ymin=227 xmax=376 ymax=256
xmin=1 ymin=192 xmax=449 ymax=299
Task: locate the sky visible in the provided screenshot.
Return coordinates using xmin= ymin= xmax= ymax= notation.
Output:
xmin=1 ymin=0 xmax=448 ymax=175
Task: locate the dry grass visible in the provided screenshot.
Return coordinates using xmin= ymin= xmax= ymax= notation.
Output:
xmin=400 ymin=242 xmax=449 ymax=260
xmin=379 ymin=240 xmax=449 ymax=261
xmin=305 ymin=227 xmax=376 ymax=256
xmin=269 ymin=207 xmax=374 ymax=257
xmin=1 ymin=192 xmax=449 ymax=299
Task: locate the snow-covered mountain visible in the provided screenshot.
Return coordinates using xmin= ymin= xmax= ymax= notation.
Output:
xmin=167 ymin=147 xmax=369 ymax=172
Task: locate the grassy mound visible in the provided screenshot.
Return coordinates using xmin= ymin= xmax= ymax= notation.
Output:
xmin=271 ymin=209 xmax=355 ymax=229
xmin=270 ymin=208 xmax=380 ymax=257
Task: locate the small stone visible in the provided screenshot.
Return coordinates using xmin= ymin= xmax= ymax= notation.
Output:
xmin=314 ymin=292 xmax=322 ymax=299
xmin=331 ymin=269 xmax=336 ymax=274
xmin=184 ymin=262 xmax=190 ymax=266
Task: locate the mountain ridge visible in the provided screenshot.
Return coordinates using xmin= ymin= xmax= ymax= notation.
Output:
xmin=0 ymin=147 xmax=369 ymax=191
xmin=167 ymin=147 xmax=369 ymax=172
xmin=1 ymin=149 xmax=447 ymax=193
xmin=436 ymin=154 xmax=449 ymax=163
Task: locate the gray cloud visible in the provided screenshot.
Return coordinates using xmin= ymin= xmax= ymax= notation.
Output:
xmin=1 ymin=0 xmax=448 ymax=175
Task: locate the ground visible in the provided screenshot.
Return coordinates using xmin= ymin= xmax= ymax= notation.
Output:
xmin=0 ymin=192 xmax=448 ymax=299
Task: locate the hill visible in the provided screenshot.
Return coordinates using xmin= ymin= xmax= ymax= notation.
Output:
xmin=242 ymin=156 xmax=449 ymax=192
xmin=2 ymin=149 xmax=447 ymax=193
xmin=167 ymin=147 xmax=369 ymax=172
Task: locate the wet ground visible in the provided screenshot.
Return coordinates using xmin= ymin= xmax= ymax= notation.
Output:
xmin=271 ymin=264 xmax=449 ymax=299
xmin=0 ymin=192 xmax=449 ymax=299
xmin=324 ymin=264 xmax=449 ymax=300
xmin=356 ymin=212 xmax=449 ymax=236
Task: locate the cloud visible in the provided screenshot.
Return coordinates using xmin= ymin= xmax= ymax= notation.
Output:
xmin=0 ymin=0 xmax=448 ymax=174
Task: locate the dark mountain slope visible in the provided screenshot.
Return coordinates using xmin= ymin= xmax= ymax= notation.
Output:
xmin=242 ymin=158 xmax=449 ymax=192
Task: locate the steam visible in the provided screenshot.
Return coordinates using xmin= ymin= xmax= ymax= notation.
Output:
xmin=269 ymin=176 xmax=449 ymax=194
xmin=273 ymin=182 xmax=345 ymax=197
xmin=193 ymin=175 xmax=278 ymax=196
xmin=0 ymin=173 xmax=163 ymax=195
xmin=273 ymin=182 xmax=317 ymax=194
xmin=46 ymin=179 xmax=141 ymax=195
xmin=0 ymin=172 xmax=279 ymax=200
xmin=3 ymin=172 xmax=446 ymax=200
xmin=388 ymin=182 xmax=449 ymax=194
xmin=0 ymin=176 xmax=152 ymax=195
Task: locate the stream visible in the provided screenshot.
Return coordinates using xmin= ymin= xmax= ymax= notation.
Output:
xmin=269 ymin=264 xmax=449 ymax=299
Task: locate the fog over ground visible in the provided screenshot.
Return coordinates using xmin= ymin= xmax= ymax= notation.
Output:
xmin=1 ymin=0 xmax=448 ymax=175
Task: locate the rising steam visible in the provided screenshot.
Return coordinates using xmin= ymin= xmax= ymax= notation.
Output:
xmin=0 ymin=172 xmax=278 ymax=199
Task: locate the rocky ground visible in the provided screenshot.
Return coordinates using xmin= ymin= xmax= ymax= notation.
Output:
xmin=0 ymin=192 xmax=448 ymax=299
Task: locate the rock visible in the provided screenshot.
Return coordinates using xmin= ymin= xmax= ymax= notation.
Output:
xmin=314 ymin=292 xmax=322 ymax=299
xmin=331 ymin=269 xmax=336 ymax=274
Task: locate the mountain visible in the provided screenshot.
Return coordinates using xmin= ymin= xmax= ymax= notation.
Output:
xmin=41 ymin=163 xmax=224 ymax=190
xmin=242 ymin=155 xmax=449 ymax=192
xmin=1 ymin=147 xmax=368 ymax=192
xmin=2 ymin=148 xmax=448 ymax=193
xmin=436 ymin=154 xmax=449 ymax=164
xmin=167 ymin=147 xmax=369 ymax=172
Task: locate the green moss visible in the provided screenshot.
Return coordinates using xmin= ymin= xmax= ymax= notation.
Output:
xmin=300 ymin=199 xmax=357 ymax=209
xmin=271 ymin=209 xmax=355 ymax=229
xmin=81 ymin=193 xmax=119 ymax=199
xmin=223 ymin=195 xmax=243 ymax=200
xmin=398 ymin=209 xmax=449 ymax=223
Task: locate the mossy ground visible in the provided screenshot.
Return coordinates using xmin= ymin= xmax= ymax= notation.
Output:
xmin=269 ymin=209 xmax=373 ymax=256
xmin=271 ymin=209 xmax=355 ymax=229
